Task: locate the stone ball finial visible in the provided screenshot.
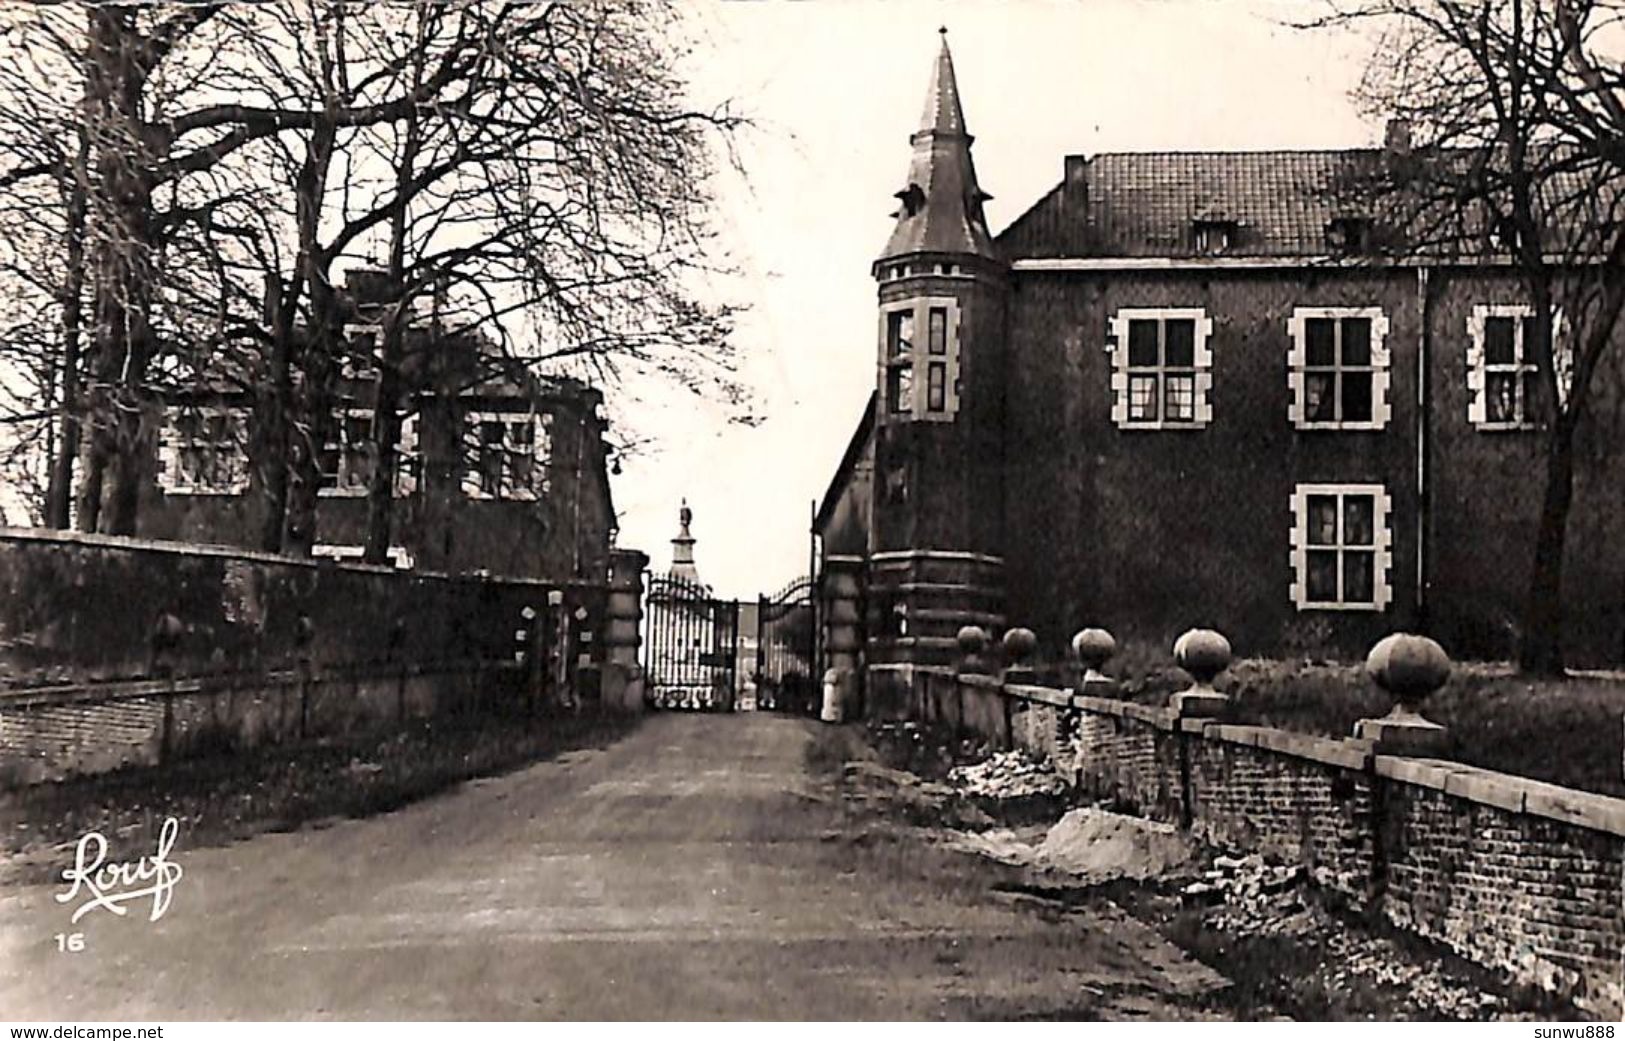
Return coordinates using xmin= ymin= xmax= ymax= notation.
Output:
xmin=1071 ymin=627 xmax=1116 ymax=682
xmin=956 ymin=625 xmax=989 ymax=675
xmin=1174 ymin=628 xmax=1232 ymax=690
xmin=1365 ymin=632 xmax=1451 ymax=709
xmin=1355 ymin=633 xmax=1452 ymax=754
xmin=1002 ymin=626 xmax=1037 ymax=666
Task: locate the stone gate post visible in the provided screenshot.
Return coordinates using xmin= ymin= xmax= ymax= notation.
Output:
xmin=602 ymin=548 xmax=649 ymax=712
xmin=821 ymin=555 xmax=865 ymax=719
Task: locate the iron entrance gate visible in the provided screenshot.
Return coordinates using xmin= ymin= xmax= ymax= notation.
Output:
xmin=642 ymin=572 xmax=739 ymax=710
xmin=753 ymin=576 xmax=818 ymax=713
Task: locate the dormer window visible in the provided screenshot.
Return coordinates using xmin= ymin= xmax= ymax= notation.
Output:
xmin=1193 ymin=219 xmax=1237 ymax=255
xmin=1326 ymin=216 xmax=1372 ymax=254
xmin=895 ymin=183 xmax=926 ymax=219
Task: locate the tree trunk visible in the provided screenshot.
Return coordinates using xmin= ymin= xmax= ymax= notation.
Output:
xmin=45 ymin=123 xmax=90 ymax=530
xmin=1518 ymin=419 xmax=1576 ymax=676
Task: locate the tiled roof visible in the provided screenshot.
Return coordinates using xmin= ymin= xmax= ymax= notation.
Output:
xmin=997 ymin=146 xmax=1625 ymax=261
xmin=999 ymin=149 xmax=1386 ymax=259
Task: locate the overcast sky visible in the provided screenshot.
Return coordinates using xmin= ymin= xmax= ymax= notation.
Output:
xmin=607 ymin=0 xmax=1382 ymax=597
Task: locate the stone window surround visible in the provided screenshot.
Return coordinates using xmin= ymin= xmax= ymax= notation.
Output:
xmin=878 ymin=296 xmax=962 ymax=422
xmin=1288 ymin=482 xmax=1394 ymax=612
xmin=1286 ymin=306 xmax=1393 ymax=430
xmin=317 ymin=408 xmax=420 ymax=499
xmin=461 ymin=409 xmax=553 ymax=501
xmin=1467 ymin=303 xmax=1568 ymax=430
xmin=157 ymin=405 xmax=249 ymax=496
xmin=1107 ymin=307 xmax=1214 ymax=430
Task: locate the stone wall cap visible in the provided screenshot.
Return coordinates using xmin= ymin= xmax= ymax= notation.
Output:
xmin=0 ymin=526 xmax=604 ymax=591
xmin=1377 ymin=755 xmax=1625 ymax=836
xmin=1249 ymin=727 xmax=1373 ymax=770
xmin=1073 ymin=694 xmax=1130 ymax=717
xmin=1518 ymin=778 xmax=1625 ymax=837
xmin=1120 ymin=702 xmax=1176 ymax=730
xmin=1204 ymin=723 xmax=1268 ymax=747
xmin=1004 ymin=683 xmax=1071 ymax=707
xmin=1441 ymin=766 xmax=1528 ymax=815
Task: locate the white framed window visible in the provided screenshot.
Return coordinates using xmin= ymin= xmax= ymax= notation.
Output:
xmin=1289 ymin=483 xmax=1394 ymax=611
xmin=319 ymin=408 xmax=374 ymax=497
xmin=1107 ymin=308 xmax=1214 ymax=429
xmin=319 ymin=408 xmax=422 ymax=498
xmin=1287 ymin=307 xmax=1391 ymax=430
xmin=340 ymin=323 xmax=383 ymax=380
xmin=1467 ymin=305 xmax=1565 ymax=429
xmin=157 ymin=406 xmax=249 ymax=495
xmin=461 ymin=410 xmax=553 ymax=501
xmin=879 ymin=297 xmax=961 ymax=422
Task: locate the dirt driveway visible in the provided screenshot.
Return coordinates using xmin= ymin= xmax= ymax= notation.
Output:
xmin=0 ymin=712 xmax=1223 ymax=1020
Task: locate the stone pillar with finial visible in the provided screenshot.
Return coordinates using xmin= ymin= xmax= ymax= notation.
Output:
xmin=1354 ymin=633 xmax=1451 ymax=755
xmin=1072 ymin=627 xmax=1118 ymax=697
xmin=1171 ymin=627 xmax=1232 ymax=719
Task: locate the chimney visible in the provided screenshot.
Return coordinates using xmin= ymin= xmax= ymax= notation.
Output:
xmin=1384 ymin=118 xmax=1413 ymax=156
xmin=344 ymin=266 xmax=397 ymax=310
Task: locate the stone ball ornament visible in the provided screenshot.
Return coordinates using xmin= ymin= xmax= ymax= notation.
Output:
xmin=1001 ymin=626 xmax=1037 ymax=666
xmin=1355 ymin=633 xmax=1452 ymax=754
xmin=1174 ymin=628 xmax=1232 ymax=691
xmin=1365 ymin=633 xmax=1452 ymax=711
xmin=1071 ymin=627 xmax=1116 ymax=682
xmin=956 ymin=625 xmax=988 ymax=655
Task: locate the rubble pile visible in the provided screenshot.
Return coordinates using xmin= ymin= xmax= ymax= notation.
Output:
xmin=1181 ymin=853 xmax=1313 ymax=935
xmin=947 ymin=749 xmax=1067 ymax=799
xmin=1183 ymin=851 xmax=1505 ymax=1018
xmin=944 ymin=807 xmax=1192 ymax=882
xmin=1320 ymin=931 xmax=1504 ymax=1020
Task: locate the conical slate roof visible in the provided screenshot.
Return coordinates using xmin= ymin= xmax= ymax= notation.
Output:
xmin=879 ymin=31 xmax=998 ymax=263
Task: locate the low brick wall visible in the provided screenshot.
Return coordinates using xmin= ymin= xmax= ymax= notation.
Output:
xmin=895 ymin=668 xmax=1625 ymax=1018
xmin=0 ymin=529 xmax=609 ymax=785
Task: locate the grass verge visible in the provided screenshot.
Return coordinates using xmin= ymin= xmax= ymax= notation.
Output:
xmin=0 ymin=707 xmax=638 ymax=885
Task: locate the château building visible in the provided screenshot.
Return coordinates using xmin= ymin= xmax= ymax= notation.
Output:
xmin=816 ymin=32 xmax=1625 ymax=693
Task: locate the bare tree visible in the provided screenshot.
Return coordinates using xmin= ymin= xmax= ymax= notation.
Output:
xmin=1316 ymin=0 xmax=1625 ymax=673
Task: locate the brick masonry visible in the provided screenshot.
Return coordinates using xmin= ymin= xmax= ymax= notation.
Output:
xmin=0 ymin=530 xmax=609 ymax=785
xmin=908 ymin=669 xmax=1625 ymax=1018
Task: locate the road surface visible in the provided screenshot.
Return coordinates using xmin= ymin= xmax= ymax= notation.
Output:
xmin=0 ymin=712 xmax=1222 ymax=1019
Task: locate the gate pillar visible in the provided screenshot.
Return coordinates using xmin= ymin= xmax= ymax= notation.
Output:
xmin=603 ymin=548 xmax=649 ymax=712
xmin=821 ymin=554 xmax=865 ymax=719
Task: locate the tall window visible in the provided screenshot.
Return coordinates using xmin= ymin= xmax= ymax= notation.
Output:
xmin=1287 ymin=307 xmax=1391 ymax=430
xmin=462 ymin=411 xmax=553 ymax=500
xmin=1289 ymin=483 xmax=1393 ymax=611
xmin=1107 ymin=308 xmax=1213 ymax=429
xmin=319 ymin=409 xmax=417 ymax=497
xmin=880 ymin=298 xmax=960 ymax=421
xmin=319 ymin=409 xmax=374 ymax=496
xmin=157 ymin=406 xmax=249 ymax=495
xmin=1467 ymin=304 xmax=1554 ymax=429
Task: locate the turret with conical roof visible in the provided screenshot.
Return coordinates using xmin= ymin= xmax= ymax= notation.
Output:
xmin=865 ymin=31 xmax=1008 ymax=685
xmin=877 ymin=28 xmax=999 ymax=267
